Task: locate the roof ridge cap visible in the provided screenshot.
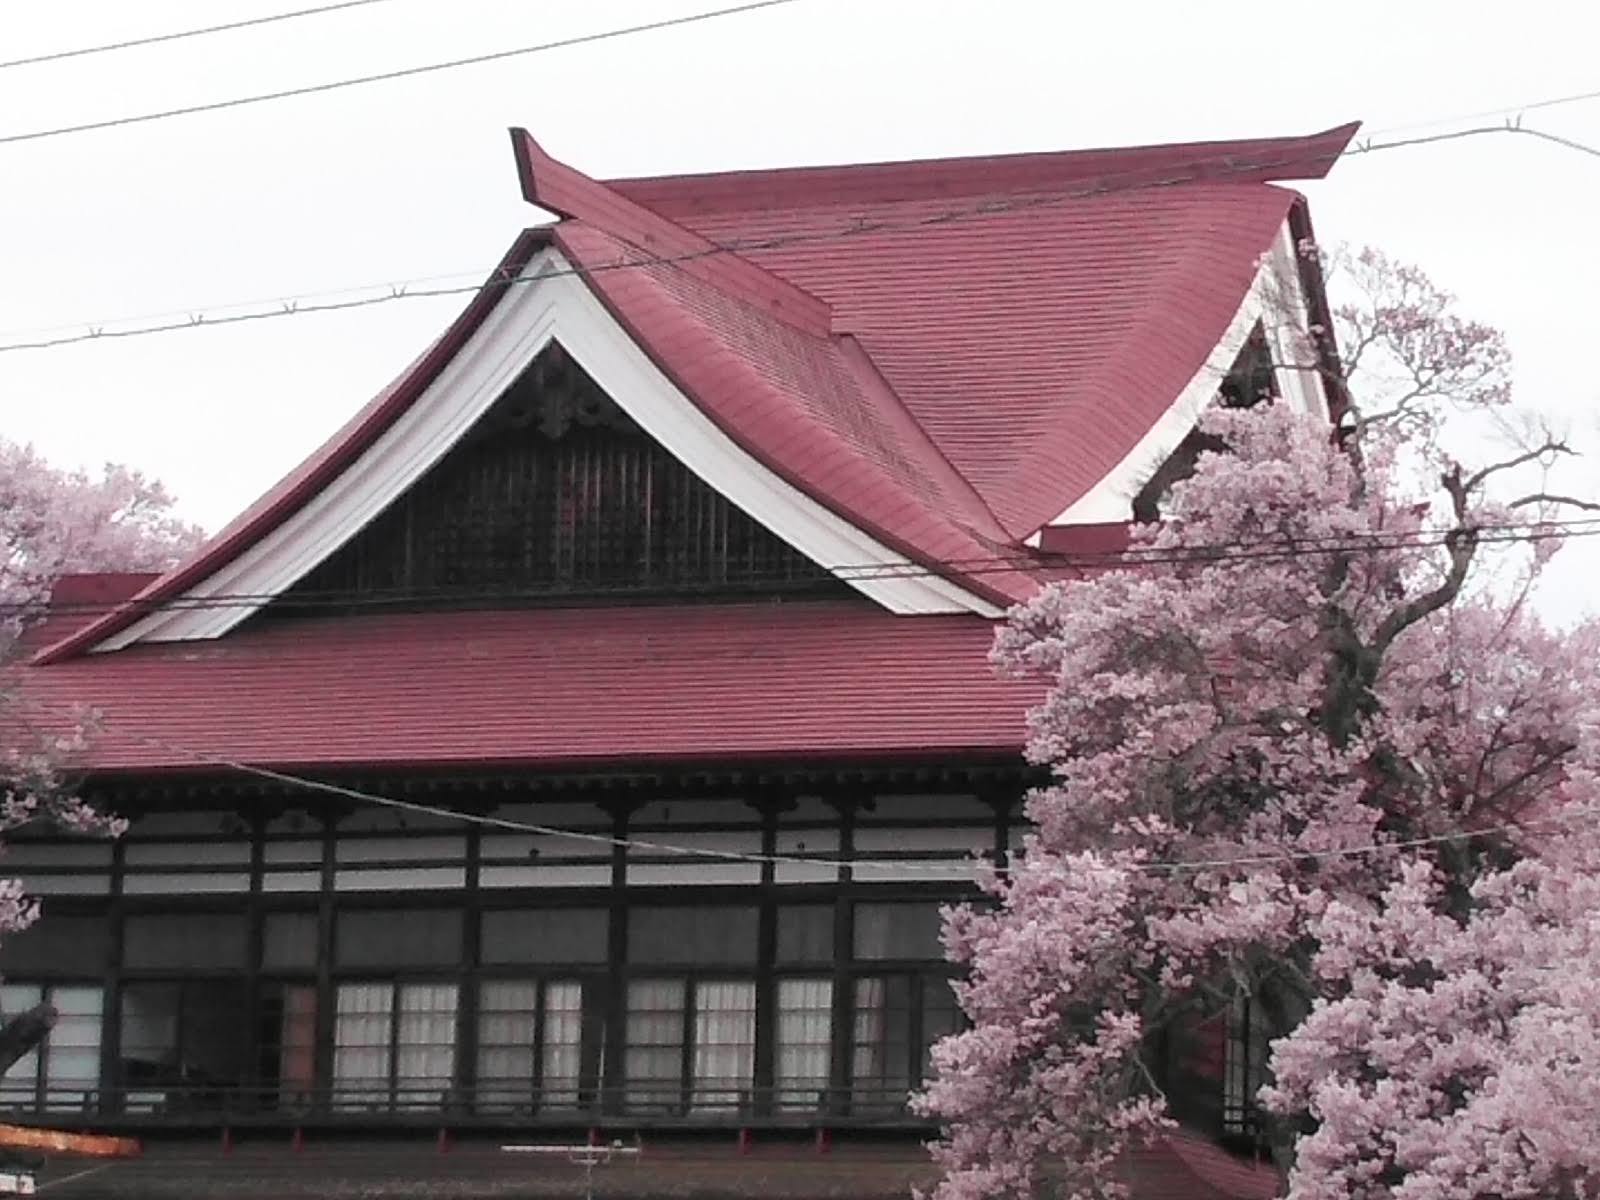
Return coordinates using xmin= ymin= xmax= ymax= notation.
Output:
xmin=835 ymin=334 xmax=1011 ymax=545
xmin=510 ymin=128 xmax=832 ymax=336
xmin=606 ymin=122 xmax=1361 ymax=216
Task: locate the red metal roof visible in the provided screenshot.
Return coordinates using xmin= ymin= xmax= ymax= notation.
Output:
xmin=15 ymin=600 xmax=1034 ymax=775
xmin=39 ymin=123 xmax=1354 ymax=664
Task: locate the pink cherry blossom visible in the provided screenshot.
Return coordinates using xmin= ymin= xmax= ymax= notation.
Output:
xmin=0 ymin=438 xmax=203 ymax=939
xmin=918 ymin=251 xmax=1600 ymax=1200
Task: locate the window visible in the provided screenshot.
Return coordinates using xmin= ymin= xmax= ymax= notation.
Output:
xmin=0 ymin=984 xmax=102 ymax=1112
xmin=850 ymin=974 xmax=960 ymax=1113
xmin=774 ymin=978 xmax=833 ymax=1110
xmin=480 ymin=909 xmax=608 ymax=965
xmin=775 ymin=906 xmax=834 ymax=964
xmin=627 ymin=907 xmax=758 ymax=965
xmin=853 ymin=902 xmax=944 ymax=961
xmin=624 ymin=979 xmax=685 ymax=1112
xmin=262 ymin=912 xmax=319 ymax=971
xmin=475 ymin=979 xmax=587 ymax=1112
xmin=336 ymin=910 xmax=461 ymax=969
xmin=692 ymin=981 xmax=757 ymax=1113
xmin=258 ymin=983 xmax=317 ymax=1108
xmin=0 ymin=917 xmax=109 ymax=976
xmin=332 ymin=982 xmax=458 ymax=1110
xmin=123 ymin=913 xmax=248 ymax=970
xmin=622 ymin=979 xmax=756 ymax=1114
xmin=120 ymin=981 xmax=249 ymax=1113
xmin=1223 ymin=996 xmax=1269 ymax=1136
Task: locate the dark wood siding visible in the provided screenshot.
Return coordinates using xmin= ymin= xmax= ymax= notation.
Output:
xmin=275 ymin=345 xmax=841 ymax=614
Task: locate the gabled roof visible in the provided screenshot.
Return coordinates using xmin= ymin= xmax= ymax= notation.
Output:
xmin=36 ymin=121 xmax=1354 ymax=664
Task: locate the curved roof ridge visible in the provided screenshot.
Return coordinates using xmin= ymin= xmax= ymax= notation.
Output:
xmin=608 ymin=123 xmax=1359 ymax=217
xmin=511 ymin=128 xmax=832 ymax=336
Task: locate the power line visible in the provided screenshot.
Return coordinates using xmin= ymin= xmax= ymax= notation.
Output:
xmin=0 ymin=121 xmax=1578 ymax=356
xmin=0 ymin=0 xmax=401 ymax=72
xmin=12 ymin=695 xmax=1584 ymax=879
xmin=1368 ymin=84 xmax=1600 ymax=137
xmin=0 ymin=0 xmax=804 ymax=148
xmin=14 ymin=518 xmax=1600 ymax=620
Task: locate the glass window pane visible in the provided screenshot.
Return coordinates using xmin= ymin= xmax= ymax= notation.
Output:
xmin=476 ymin=980 xmax=538 ymax=1111
xmin=852 ymin=903 xmax=944 ymax=961
xmin=0 ymin=985 xmax=43 ymax=1109
xmin=921 ymin=977 xmax=961 ymax=1081
xmin=123 ymin=913 xmax=248 ymax=970
xmin=480 ymin=909 xmax=608 ymax=965
xmin=45 ymin=985 xmax=102 ymax=1110
xmin=395 ymin=983 xmax=457 ymax=1109
xmin=624 ymin=979 xmax=685 ymax=1112
xmin=850 ymin=976 xmax=912 ymax=1112
xmin=337 ymin=910 xmax=461 ymax=968
xmin=179 ymin=981 xmax=250 ymax=1092
xmin=0 ymin=917 xmax=108 ymax=974
xmin=541 ymin=981 xmax=584 ymax=1110
xmin=262 ymin=912 xmax=319 ymax=971
xmin=776 ymin=906 xmax=833 ymax=964
xmin=775 ymin=978 xmax=833 ymax=1111
xmin=690 ymin=981 xmax=755 ymax=1114
xmin=627 ymin=907 xmax=757 ymax=965
xmin=333 ymin=983 xmax=394 ymax=1108
xmin=261 ymin=984 xmax=317 ymax=1107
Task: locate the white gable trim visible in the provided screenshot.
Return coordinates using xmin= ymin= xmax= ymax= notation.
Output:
xmin=99 ymin=251 xmax=997 ymax=649
xmin=1040 ymin=218 xmax=1327 ymax=531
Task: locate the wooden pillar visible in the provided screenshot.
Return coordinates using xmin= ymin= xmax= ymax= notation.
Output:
xmin=242 ymin=812 xmax=267 ymax=1112
xmin=99 ymin=833 xmax=127 ymax=1115
xmin=826 ymin=792 xmax=859 ymax=1117
xmin=311 ymin=810 xmax=340 ymax=1111
xmin=751 ymin=791 xmax=786 ymax=1118
xmin=598 ymin=798 xmax=632 ymax=1118
xmin=454 ymin=823 xmax=482 ymax=1112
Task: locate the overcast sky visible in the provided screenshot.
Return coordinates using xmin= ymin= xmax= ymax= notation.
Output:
xmin=2 ymin=0 xmax=1597 ymax=620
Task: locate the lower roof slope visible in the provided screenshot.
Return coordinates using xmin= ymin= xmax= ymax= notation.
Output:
xmin=16 ymin=599 xmax=1035 ymax=775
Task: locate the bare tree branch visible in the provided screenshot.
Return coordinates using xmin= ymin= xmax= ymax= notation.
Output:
xmin=1509 ymin=492 xmax=1600 ymax=513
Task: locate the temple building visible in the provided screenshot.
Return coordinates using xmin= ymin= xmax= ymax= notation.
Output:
xmin=5 ymin=121 xmax=1353 ymax=1192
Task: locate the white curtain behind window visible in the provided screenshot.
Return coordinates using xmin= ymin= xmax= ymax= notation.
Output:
xmin=333 ymin=983 xmax=393 ymax=1109
xmin=476 ymin=980 xmax=537 ymax=1110
xmin=775 ymin=978 xmax=832 ymax=1111
xmin=395 ymin=983 xmax=458 ymax=1109
xmin=691 ymin=980 xmax=755 ymax=1113
xmin=541 ymin=981 xmax=583 ymax=1109
xmin=624 ymin=979 xmax=684 ymax=1112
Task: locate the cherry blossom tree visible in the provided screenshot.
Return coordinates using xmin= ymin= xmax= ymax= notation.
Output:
xmin=0 ymin=438 xmax=204 ymax=940
xmin=916 ymin=250 xmax=1600 ymax=1200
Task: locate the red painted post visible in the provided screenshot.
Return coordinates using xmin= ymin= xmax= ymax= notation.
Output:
xmin=587 ymin=1126 xmax=601 ymax=1147
xmin=290 ymin=1126 xmax=305 ymax=1154
xmin=437 ymin=1127 xmax=453 ymax=1155
xmin=814 ymin=1127 xmax=831 ymax=1155
xmin=220 ymin=1126 xmax=233 ymax=1156
xmin=737 ymin=1127 xmax=753 ymax=1155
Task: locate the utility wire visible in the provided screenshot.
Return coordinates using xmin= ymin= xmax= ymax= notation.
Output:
xmin=12 ymin=695 xmax=1587 ymax=879
xmin=10 ymin=518 xmax=1600 ymax=621
xmin=13 ymin=518 xmax=1600 ymax=620
xmin=0 ymin=0 xmax=804 ymax=147
xmin=0 ymin=0 xmax=401 ymax=72
xmin=1368 ymin=84 xmax=1600 ymax=137
xmin=0 ymin=122 xmax=1574 ymax=355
